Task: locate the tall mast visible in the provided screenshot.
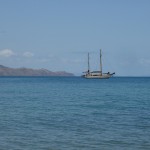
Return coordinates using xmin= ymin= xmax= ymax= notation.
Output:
xmin=88 ymin=52 xmax=90 ymax=73
xmin=100 ymin=49 xmax=102 ymax=75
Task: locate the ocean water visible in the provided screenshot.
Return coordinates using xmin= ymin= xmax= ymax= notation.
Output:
xmin=0 ymin=77 xmax=150 ymax=150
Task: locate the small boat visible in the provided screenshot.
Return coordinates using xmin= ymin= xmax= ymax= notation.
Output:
xmin=83 ymin=49 xmax=115 ymax=79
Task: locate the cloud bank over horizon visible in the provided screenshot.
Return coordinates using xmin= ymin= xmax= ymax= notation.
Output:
xmin=0 ymin=48 xmax=150 ymax=76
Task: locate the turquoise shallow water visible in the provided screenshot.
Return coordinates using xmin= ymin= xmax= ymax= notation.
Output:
xmin=0 ymin=77 xmax=150 ymax=150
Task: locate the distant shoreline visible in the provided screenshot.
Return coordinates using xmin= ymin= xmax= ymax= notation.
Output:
xmin=0 ymin=65 xmax=74 ymax=76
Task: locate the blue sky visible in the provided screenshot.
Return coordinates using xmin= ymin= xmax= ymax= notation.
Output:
xmin=0 ymin=0 xmax=150 ymax=76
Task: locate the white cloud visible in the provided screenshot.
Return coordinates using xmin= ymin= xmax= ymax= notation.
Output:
xmin=0 ymin=49 xmax=15 ymax=57
xmin=23 ymin=52 xmax=34 ymax=58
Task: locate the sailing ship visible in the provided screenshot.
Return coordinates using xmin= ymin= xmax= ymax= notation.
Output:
xmin=83 ymin=49 xmax=115 ymax=79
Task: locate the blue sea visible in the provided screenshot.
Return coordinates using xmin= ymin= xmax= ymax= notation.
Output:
xmin=0 ymin=77 xmax=150 ymax=150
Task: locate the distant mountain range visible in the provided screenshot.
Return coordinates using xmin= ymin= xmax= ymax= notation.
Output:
xmin=0 ymin=65 xmax=74 ymax=76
